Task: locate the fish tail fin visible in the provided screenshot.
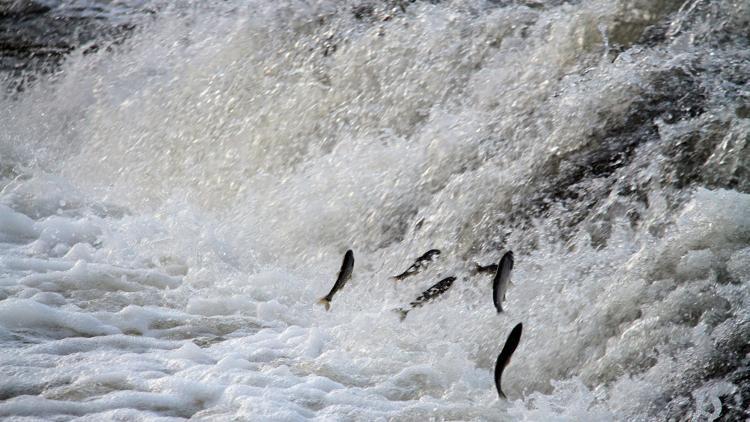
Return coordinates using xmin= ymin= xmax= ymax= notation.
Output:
xmin=498 ymin=388 xmax=506 ymax=399
xmin=496 ymin=304 xmax=504 ymax=314
xmin=394 ymin=308 xmax=409 ymax=321
xmin=317 ymin=297 xmax=331 ymax=311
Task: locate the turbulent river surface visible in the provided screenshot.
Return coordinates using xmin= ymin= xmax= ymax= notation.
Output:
xmin=1 ymin=0 xmax=749 ymax=420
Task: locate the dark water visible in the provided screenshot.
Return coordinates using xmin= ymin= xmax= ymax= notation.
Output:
xmin=0 ymin=0 xmax=154 ymax=89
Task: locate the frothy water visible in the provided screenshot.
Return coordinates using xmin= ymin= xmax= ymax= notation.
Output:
xmin=1 ymin=0 xmax=749 ymax=420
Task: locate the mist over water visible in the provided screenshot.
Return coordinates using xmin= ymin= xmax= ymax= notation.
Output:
xmin=1 ymin=0 xmax=749 ymax=420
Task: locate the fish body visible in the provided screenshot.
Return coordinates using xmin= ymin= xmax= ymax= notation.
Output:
xmin=495 ymin=322 xmax=523 ymax=399
xmin=318 ymin=249 xmax=354 ymax=311
xmin=392 ymin=249 xmax=441 ymax=281
xmin=396 ymin=275 xmax=456 ymax=320
xmin=492 ymin=251 xmax=514 ymax=313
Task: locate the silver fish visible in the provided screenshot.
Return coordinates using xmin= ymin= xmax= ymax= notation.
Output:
xmin=495 ymin=322 xmax=523 ymax=399
xmin=492 ymin=251 xmax=514 ymax=313
xmin=318 ymin=249 xmax=354 ymax=311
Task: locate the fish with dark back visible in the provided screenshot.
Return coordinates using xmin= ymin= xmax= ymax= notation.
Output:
xmin=392 ymin=249 xmax=441 ymax=281
xmin=317 ymin=249 xmax=354 ymax=311
xmin=395 ymin=276 xmax=456 ymax=320
xmin=495 ymin=322 xmax=523 ymax=399
xmin=319 ymin=247 xmax=524 ymax=401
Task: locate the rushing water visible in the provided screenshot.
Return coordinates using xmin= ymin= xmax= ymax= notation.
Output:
xmin=1 ymin=0 xmax=749 ymax=420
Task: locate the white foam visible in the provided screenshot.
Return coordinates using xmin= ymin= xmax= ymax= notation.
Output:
xmin=0 ymin=299 xmax=120 ymax=336
xmin=727 ymin=247 xmax=750 ymax=282
xmin=34 ymin=216 xmax=101 ymax=253
xmin=0 ymin=204 xmax=39 ymax=242
xmin=2 ymin=256 xmax=75 ymax=272
xmin=676 ymin=248 xmax=717 ymax=280
xmin=690 ymin=381 xmax=739 ymax=421
xmin=186 ymin=296 xmax=257 ymax=317
xmin=20 ymin=260 xmax=181 ymax=292
xmin=0 ymin=174 xmax=84 ymax=219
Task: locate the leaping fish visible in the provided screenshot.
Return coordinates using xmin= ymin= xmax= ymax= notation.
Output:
xmin=492 ymin=251 xmax=514 ymax=313
xmin=317 ymin=249 xmax=354 ymax=311
xmin=495 ymin=322 xmax=523 ymax=399
xmin=392 ymin=249 xmax=441 ymax=281
xmin=395 ymin=276 xmax=456 ymax=320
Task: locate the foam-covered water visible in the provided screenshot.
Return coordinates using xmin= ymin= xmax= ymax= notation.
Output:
xmin=1 ymin=0 xmax=749 ymax=420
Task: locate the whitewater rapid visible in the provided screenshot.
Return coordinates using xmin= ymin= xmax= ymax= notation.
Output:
xmin=1 ymin=0 xmax=749 ymax=420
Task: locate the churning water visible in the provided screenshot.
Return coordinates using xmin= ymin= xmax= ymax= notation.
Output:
xmin=1 ymin=0 xmax=749 ymax=420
